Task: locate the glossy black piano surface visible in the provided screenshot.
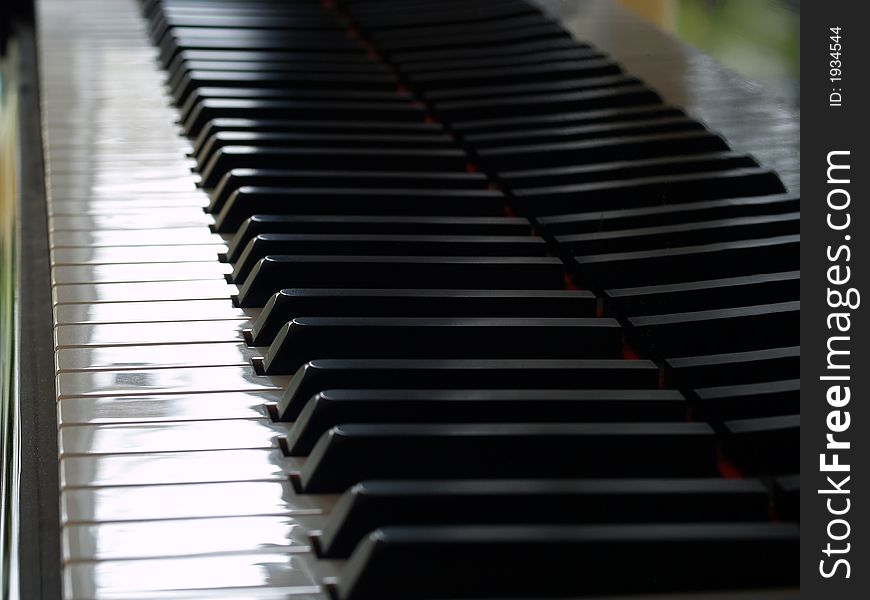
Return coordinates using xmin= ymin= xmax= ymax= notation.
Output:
xmin=9 ymin=0 xmax=800 ymax=597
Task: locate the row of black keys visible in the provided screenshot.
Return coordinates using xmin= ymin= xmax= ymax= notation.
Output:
xmin=151 ymin=2 xmax=801 ymax=320
xmin=339 ymin=0 xmax=802 ymax=443
xmin=147 ymin=0 xmax=799 ymax=597
xmin=242 ymin=297 xmax=798 ymax=420
xmin=311 ymin=475 xmax=797 ymax=598
xmin=151 ymin=0 xmax=801 ymax=513
xmin=151 ymin=0 xmax=802 ymax=421
xmin=312 ymin=4 xmax=802 ymax=597
xmin=148 ymin=0 xmax=793 ymax=502
xmin=152 ymin=1 xmax=791 ymax=234
xmin=276 ymin=387 xmax=800 ymax=489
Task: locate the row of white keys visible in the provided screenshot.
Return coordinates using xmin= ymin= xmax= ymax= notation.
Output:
xmin=38 ymin=0 xmax=339 ymax=597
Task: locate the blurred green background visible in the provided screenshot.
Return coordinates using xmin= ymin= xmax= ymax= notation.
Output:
xmin=618 ymin=0 xmax=800 ymax=106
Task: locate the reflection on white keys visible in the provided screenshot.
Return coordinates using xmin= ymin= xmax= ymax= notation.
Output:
xmin=37 ymin=0 xmax=341 ymax=596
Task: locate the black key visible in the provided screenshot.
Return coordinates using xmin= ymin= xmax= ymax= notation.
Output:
xmin=200 ymin=147 xmax=468 ymax=188
xmin=193 ymin=118 xmax=443 ymax=161
xmin=372 ymin=13 xmax=555 ymax=42
xmin=500 ymin=151 xmax=757 ymax=188
xmin=168 ymin=51 xmax=374 ymax=76
xmin=173 ymin=69 xmax=397 ymax=105
xmin=398 ymin=46 xmax=606 ymax=74
xmin=168 ymin=60 xmax=387 ymax=93
xmin=165 ymin=26 xmax=336 ymax=38
xmin=157 ymin=4 xmax=326 ymax=16
xmin=477 ymin=130 xmax=729 ymax=171
xmin=316 ymin=478 xmax=771 ymax=558
xmin=179 ymin=89 xmax=410 ymax=126
xmin=167 ymin=27 xmax=340 ymax=41
xmin=157 ymin=4 xmax=322 ymax=16
xmin=516 ymin=169 xmax=787 ymax=215
xmin=285 ymin=388 xmax=687 ymax=453
xmin=153 ymin=16 xmax=339 ymax=44
xmin=473 ymin=116 xmax=704 ymax=148
xmin=195 ymin=131 xmax=455 ymax=172
xmin=153 ymin=19 xmax=340 ymax=47
xmin=155 ymin=5 xmax=331 ymax=19
xmin=426 ymin=74 xmax=641 ymax=103
xmin=408 ymin=59 xmax=621 ymax=92
xmin=665 ymin=346 xmax=800 ymax=389
xmin=605 ymin=271 xmax=799 ymax=316
xmin=560 ymin=211 xmax=798 ymax=255
xmin=277 ymin=358 xmax=661 ymax=421
xmin=353 ymin=3 xmax=542 ymax=32
xmin=159 ymin=25 xmax=341 ymax=47
xmin=209 ymin=169 xmax=486 ymax=215
xmin=696 ymin=379 xmax=799 ymax=421
xmin=351 ymin=1 xmax=538 ymax=24
xmin=774 ymin=474 xmax=799 ymax=521
xmin=628 ymin=301 xmax=800 ymax=358
xmin=375 ymin=23 xmax=570 ymax=54
xmin=723 ymin=415 xmax=800 ymax=475
xmin=183 ymin=99 xmax=424 ymax=139
xmin=175 ymin=78 xmax=396 ymax=113
xmin=230 ymin=234 xmax=548 ymax=285
xmin=571 ymin=234 xmax=800 ymax=288
xmin=193 ymin=118 xmax=444 ymax=153
xmin=213 ymin=188 xmax=506 ymax=233
xmin=158 ymin=33 xmax=360 ymax=66
xmin=539 ymin=193 xmax=798 ymax=236
xmin=250 ymin=288 xmax=596 ymax=346
xmin=235 ymin=256 xmax=565 ymax=308
xmin=157 ymin=25 xmax=340 ymax=49
xmin=262 ymin=316 xmax=621 ymax=374
xmin=296 ymin=422 xmax=717 ymax=493
xmin=334 ymin=523 xmax=798 ymax=599
xmin=224 ymin=215 xmax=528 ymax=263
xmin=435 ymin=85 xmax=661 ymax=121
xmin=455 ymin=104 xmax=683 ymax=135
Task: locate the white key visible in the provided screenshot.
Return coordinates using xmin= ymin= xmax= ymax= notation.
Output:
xmin=55 ymin=299 xmax=247 ymax=324
xmin=60 ymin=448 xmax=291 ymax=488
xmin=58 ymin=392 xmax=277 ymax=425
xmin=56 ymin=342 xmax=256 ymax=372
xmin=64 ymin=553 xmax=323 ymax=599
xmin=58 ymin=420 xmax=286 ymax=455
xmin=61 ymin=481 xmax=327 ymax=523
xmin=52 ymin=245 xmax=227 ymax=265
xmin=56 ymin=366 xmax=287 ymax=398
xmin=51 ymin=228 xmax=223 ymax=248
xmin=51 ymin=211 xmax=214 ymax=231
xmin=55 ymin=320 xmax=247 ymax=347
xmin=64 ymin=515 xmax=316 ymax=561
xmin=53 ymin=280 xmax=236 ymax=304
xmin=52 ymin=261 xmax=232 ymax=284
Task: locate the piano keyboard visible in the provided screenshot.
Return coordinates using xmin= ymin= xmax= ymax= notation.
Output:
xmin=39 ymin=0 xmax=799 ymax=598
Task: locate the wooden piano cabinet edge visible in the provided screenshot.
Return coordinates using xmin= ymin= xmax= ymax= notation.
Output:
xmin=0 ymin=33 xmax=16 ymax=600
xmin=5 ymin=17 xmax=63 ymax=600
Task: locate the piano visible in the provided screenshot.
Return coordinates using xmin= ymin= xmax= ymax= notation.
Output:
xmin=1 ymin=0 xmax=800 ymax=597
